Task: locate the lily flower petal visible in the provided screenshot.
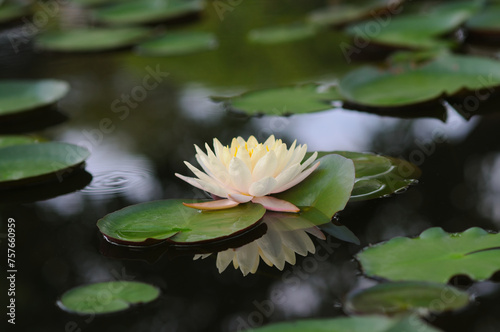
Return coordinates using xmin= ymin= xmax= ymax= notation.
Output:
xmin=271 ymin=161 xmax=320 ymax=194
xmin=252 ymin=196 xmax=300 ymax=213
xmin=183 ymin=199 xmax=239 ymax=210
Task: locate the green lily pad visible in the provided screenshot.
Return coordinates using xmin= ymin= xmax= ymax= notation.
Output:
xmin=346 ymin=2 xmax=479 ymax=50
xmin=136 ymin=31 xmax=217 ymax=56
xmin=307 ymin=0 xmax=403 ymax=28
xmin=246 ymin=315 xmax=442 ymax=332
xmin=248 ymin=23 xmax=316 ymax=44
xmin=97 ymin=199 xmax=266 ymax=245
xmin=276 ymin=154 xmax=355 ymax=219
xmin=58 ymin=281 xmax=160 ymax=314
xmin=314 ymin=151 xmax=420 ymax=202
xmin=93 ymin=0 xmax=203 ymax=26
xmin=0 ymin=79 xmax=69 ymax=117
xmin=0 ymin=142 xmax=90 ymax=188
xmin=67 ymin=0 xmax=127 ymax=7
xmin=215 ymin=84 xmax=341 ymax=116
xmin=345 ymin=281 xmax=470 ymax=315
xmin=35 ymin=27 xmax=151 ymax=52
xmin=0 ymin=135 xmax=41 ymax=148
xmin=338 ymin=54 xmax=500 ymax=108
xmin=466 ymin=6 xmax=500 ymax=32
xmin=0 ymin=1 xmax=29 ymax=24
xmin=356 ymin=227 xmax=500 ymax=283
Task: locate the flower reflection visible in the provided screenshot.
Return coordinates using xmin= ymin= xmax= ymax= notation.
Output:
xmin=194 ymin=212 xmax=326 ymax=276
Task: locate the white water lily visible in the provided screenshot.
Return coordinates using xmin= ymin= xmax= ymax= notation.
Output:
xmin=193 ymin=215 xmax=326 ymax=276
xmin=175 ymin=135 xmax=319 ymax=212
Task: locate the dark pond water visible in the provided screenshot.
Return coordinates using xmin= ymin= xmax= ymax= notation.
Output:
xmin=1 ymin=1 xmax=500 ymax=331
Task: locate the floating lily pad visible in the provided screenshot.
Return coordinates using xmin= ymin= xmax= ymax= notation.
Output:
xmin=0 ymin=142 xmax=90 ymax=188
xmin=338 ymin=54 xmax=500 ymax=108
xmin=0 ymin=135 xmax=41 ymax=148
xmin=276 ymin=154 xmax=355 ymax=219
xmin=0 ymin=1 xmax=29 ymax=24
xmin=307 ymin=0 xmax=403 ymax=28
xmin=346 ymin=2 xmax=479 ymax=50
xmin=319 ymin=221 xmax=360 ymax=245
xmin=93 ymin=0 xmax=203 ymax=26
xmin=345 ymin=281 xmax=470 ymax=315
xmin=136 ymin=31 xmax=217 ymax=56
xmin=246 ymin=315 xmax=442 ymax=332
xmin=67 ymin=0 xmax=126 ymax=7
xmin=248 ymin=23 xmax=316 ymax=44
xmin=35 ymin=27 xmax=151 ymax=52
xmin=0 ymin=80 xmax=69 ymax=118
xmin=314 ymin=151 xmax=421 ymax=202
xmin=97 ymin=199 xmax=266 ymax=245
xmin=215 ymin=84 xmax=341 ymax=116
xmin=58 ymin=281 xmax=160 ymax=315
xmin=466 ymin=6 xmax=500 ymax=32
xmin=356 ymin=227 xmax=500 ymax=283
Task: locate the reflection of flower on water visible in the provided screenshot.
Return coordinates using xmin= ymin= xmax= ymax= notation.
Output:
xmin=176 ymin=135 xmax=319 ymax=212
xmin=194 ymin=214 xmax=326 ymax=276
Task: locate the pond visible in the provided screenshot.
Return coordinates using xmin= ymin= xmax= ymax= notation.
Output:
xmin=1 ymin=0 xmax=500 ymax=331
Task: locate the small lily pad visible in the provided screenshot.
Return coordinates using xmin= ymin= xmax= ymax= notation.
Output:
xmin=136 ymin=31 xmax=217 ymax=56
xmin=0 ymin=79 xmax=69 ymax=118
xmin=466 ymin=6 xmax=500 ymax=32
xmin=276 ymin=154 xmax=356 ymax=219
xmin=215 ymin=84 xmax=341 ymax=116
xmin=345 ymin=281 xmax=470 ymax=315
xmin=35 ymin=27 xmax=151 ymax=52
xmin=248 ymin=23 xmax=316 ymax=44
xmin=97 ymin=199 xmax=266 ymax=245
xmin=93 ymin=0 xmax=203 ymax=26
xmin=246 ymin=315 xmax=442 ymax=332
xmin=356 ymin=227 xmax=500 ymax=283
xmin=315 ymin=151 xmax=421 ymax=202
xmin=0 ymin=142 xmax=90 ymax=188
xmin=0 ymin=135 xmax=41 ymax=148
xmin=58 ymin=281 xmax=160 ymax=315
xmin=338 ymin=54 xmax=500 ymax=108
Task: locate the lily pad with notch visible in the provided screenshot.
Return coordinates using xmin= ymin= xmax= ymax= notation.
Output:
xmin=345 ymin=281 xmax=470 ymax=315
xmin=58 ymin=281 xmax=160 ymax=315
xmin=97 ymin=199 xmax=266 ymax=245
xmin=356 ymin=227 xmax=500 ymax=283
xmin=0 ymin=142 xmax=90 ymax=189
xmin=35 ymin=27 xmax=152 ymax=52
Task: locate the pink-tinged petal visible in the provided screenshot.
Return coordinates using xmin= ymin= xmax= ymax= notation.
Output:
xmin=252 ymin=196 xmax=300 ymax=213
xmin=271 ymin=161 xmax=320 ymax=194
xmin=249 ymin=176 xmax=277 ymax=197
xmin=228 ymin=193 xmax=253 ymax=203
xmin=182 ymin=199 xmax=239 ymax=210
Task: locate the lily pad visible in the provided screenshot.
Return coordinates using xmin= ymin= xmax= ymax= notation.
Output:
xmin=346 ymin=2 xmax=479 ymax=50
xmin=58 ymin=281 xmax=160 ymax=315
xmin=215 ymin=84 xmax=341 ymax=116
xmin=248 ymin=23 xmax=316 ymax=44
xmin=0 ymin=142 xmax=90 ymax=188
xmin=315 ymin=151 xmax=421 ymax=202
xmin=35 ymin=27 xmax=151 ymax=52
xmin=345 ymin=281 xmax=470 ymax=315
xmin=67 ymin=0 xmax=126 ymax=7
xmin=466 ymin=6 xmax=500 ymax=32
xmin=356 ymin=227 xmax=500 ymax=283
xmin=97 ymin=199 xmax=266 ymax=245
xmin=136 ymin=31 xmax=217 ymax=56
xmin=338 ymin=54 xmax=500 ymax=108
xmin=0 ymin=135 xmax=41 ymax=148
xmin=246 ymin=315 xmax=442 ymax=332
xmin=93 ymin=0 xmax=203 ymax=26
xmin=0 ymin=1 xmax=29 ymax=24
xmin=0 ymin=79 xmax=69 ymax=117
xmin=307 ymin=0 xmax=403 ymax=28
xmin=276 ymin=154 xmax=355 ymax=219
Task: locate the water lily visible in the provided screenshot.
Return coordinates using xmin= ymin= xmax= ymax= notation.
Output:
xmin=175 ymin=135 xmax=319 ymax=212
xmin=194 ymin=214 xmax=326 ymax=275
